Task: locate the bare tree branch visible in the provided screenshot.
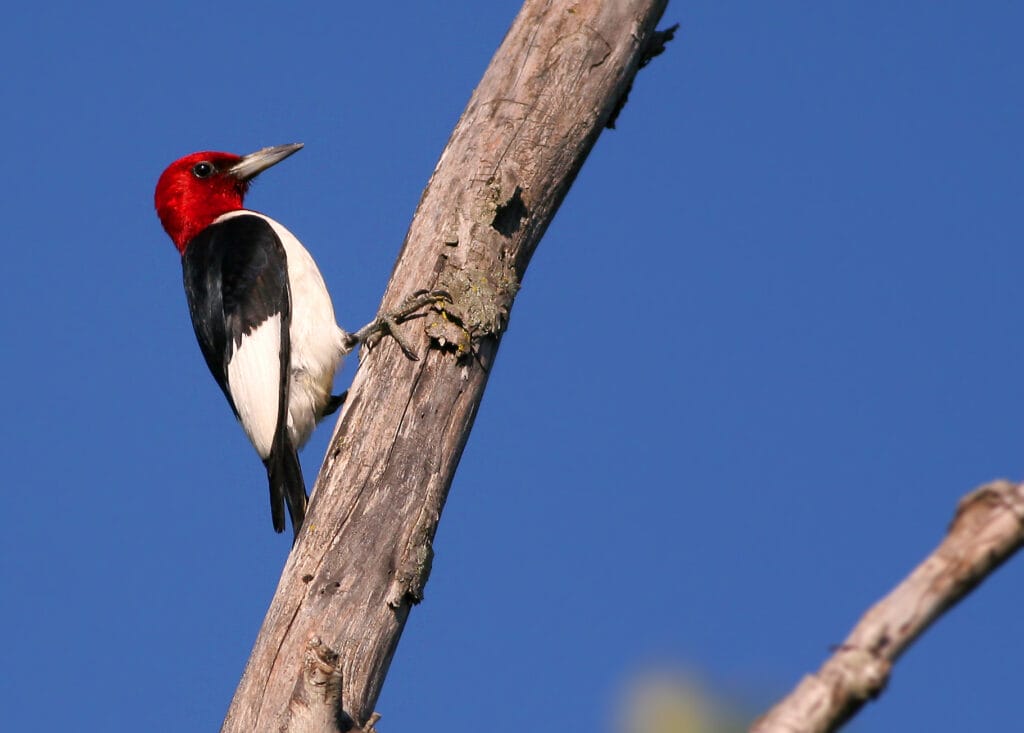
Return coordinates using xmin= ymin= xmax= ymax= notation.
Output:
xmin=221 ymin=1 xmax=674 ymax=730
xmin=752 ymin=480 xmax=1024 ymax=733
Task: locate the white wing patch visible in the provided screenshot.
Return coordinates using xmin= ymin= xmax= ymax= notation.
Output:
xmin=227 ymin=315 xmax=283 ymax=459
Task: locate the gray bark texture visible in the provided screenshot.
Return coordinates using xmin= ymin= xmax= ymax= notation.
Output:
xmin=221 ymin=1 xmax=673 ymax=730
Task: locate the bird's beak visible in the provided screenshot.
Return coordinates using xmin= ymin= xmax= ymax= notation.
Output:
xmin=228 ymin=143 xmax=304 ymax=181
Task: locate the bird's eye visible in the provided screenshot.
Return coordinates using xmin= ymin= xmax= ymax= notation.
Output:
xmin=192 ymin=162 xmax=215 ymax=179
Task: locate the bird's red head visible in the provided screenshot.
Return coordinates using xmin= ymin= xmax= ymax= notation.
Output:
xmin=154 ymin=143 xmax=303 ymax=253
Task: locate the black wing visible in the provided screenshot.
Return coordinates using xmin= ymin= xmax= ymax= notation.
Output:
xmin=181 ymin=214 xmax=291 ymax=416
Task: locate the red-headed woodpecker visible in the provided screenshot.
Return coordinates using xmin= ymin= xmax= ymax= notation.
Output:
xmin=154 ymin=143 xmax=346 ymax=539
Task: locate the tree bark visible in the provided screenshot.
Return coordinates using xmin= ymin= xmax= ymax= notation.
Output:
xmin=221 ymin=1 xmax=673 ymax=730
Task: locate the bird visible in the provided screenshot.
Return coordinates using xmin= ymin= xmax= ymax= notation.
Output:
xmin=154 ymin=143 xmax=348 ymax=539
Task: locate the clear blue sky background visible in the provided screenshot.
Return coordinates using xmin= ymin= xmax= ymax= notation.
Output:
xmin=2 ymin=2 xmax=1022 ymax=731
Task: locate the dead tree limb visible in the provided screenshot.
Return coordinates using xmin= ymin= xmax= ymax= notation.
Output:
xmin=751 ymin=480 xmax=1024 ymax=733
xmin=221 ymin=1 xmax=674 ymax=730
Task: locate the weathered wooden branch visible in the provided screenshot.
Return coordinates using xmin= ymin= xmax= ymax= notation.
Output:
xmin=752 ymin=480 xmax=1024 ymax=733
xmin=221 ymin=1 xmax=673 ymax=730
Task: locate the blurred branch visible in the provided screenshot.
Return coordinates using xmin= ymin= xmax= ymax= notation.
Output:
xmin=221 ymin=1 xmax=675 ymax=730
xmin=751 ymin=480 xmax=1024 ymax=733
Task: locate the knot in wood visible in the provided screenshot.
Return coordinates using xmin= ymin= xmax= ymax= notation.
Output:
xmin=834 ymin=645 xmax=890 ymax=700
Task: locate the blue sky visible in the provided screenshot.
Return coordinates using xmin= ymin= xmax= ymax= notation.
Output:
xmin=2 ymin=2 xmax=1023 ymax=731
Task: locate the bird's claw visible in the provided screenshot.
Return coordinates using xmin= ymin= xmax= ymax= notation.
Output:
xmin=347 ymin=289 xmax=451 ymax=359
xmin=397 ymin=288 xmax=452 ymax=317
xmin=364 ymin=315 xmax=418 ymax=359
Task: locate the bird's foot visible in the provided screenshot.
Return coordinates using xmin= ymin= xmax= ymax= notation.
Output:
xmin=321 ymin=390 xmax=348 ymax=418
xmin=345 ymin=289 xmax=450 ymax=359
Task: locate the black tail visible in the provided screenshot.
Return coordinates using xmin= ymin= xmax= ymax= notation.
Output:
xmin=264 ymin=440 xmax=308 ymax=539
